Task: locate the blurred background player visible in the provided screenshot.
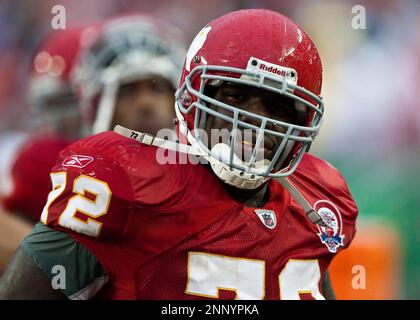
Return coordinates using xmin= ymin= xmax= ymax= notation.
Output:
xmin=0 ymin=14 xmax=187 ymax=275
xmin=0 ymin=26 xmax=89 ymax=274
xmin=28 ymin=26 xmax=87 ymax=139
xmin=72 ymin=14 xmax=186 ymax=136
xmin=0 ymin=25 xmax=90 ymax=218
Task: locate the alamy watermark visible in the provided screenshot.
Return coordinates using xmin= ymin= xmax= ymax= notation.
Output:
xmin=51 ymin=5 xmax=66 ymax=30
xmin=351 ymin=264 xmax=367 ymax=290
xmin=352 ymin=5 xmax=366 ymax=30
xmin=51 ymin=264 xmax=66 ymax=290
xmin=153 ymin=127 xmax=270 ymax=168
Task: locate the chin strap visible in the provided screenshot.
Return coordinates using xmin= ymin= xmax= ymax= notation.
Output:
xmin=274 ymin=177 xmax=326 ymax=227
xmin=114 ymin=124 xmax=210 ymax=158
xmin=114 ymin=125 xmax=326 ymax=227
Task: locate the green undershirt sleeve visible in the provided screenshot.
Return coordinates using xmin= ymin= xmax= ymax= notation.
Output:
xmin=21 ymin=222 xmax=108 ymax=300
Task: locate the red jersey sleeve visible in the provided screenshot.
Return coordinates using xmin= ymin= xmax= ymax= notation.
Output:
xmin=41 ymin=132 xmax=135 ymax=240
xmin=41 ymin=129 xmax=207 ymax=239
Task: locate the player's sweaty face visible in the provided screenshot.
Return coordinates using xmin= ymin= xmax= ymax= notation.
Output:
xmin=112 ymin=76 xmax=175 ymax=135
xmin=205 ymin=82 xmax=306 ymax=161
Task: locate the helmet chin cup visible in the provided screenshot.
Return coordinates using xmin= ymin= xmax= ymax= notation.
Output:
xmin=209 ymin=143 xmax=269 ymax=190
xmin=209 ymin=158 xmax=269 ymax=190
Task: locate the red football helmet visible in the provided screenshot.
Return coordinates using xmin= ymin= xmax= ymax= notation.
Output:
xmin=72 ymin=14 xmax=186 ymax=135
xmin=175 ymin=9 xmax=324 ymax=189
xmin=28 ymin=26 xmax=89 ymax=138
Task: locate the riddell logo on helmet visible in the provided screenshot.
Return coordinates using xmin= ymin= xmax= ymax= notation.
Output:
xmin=259 ymin=64 xmax=288 ymax=77
xmin=246 ymin=57 xmax=297 ymax=84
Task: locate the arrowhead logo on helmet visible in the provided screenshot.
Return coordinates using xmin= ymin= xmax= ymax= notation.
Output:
xmin=185 ymin=26 xmax=212 ymax=72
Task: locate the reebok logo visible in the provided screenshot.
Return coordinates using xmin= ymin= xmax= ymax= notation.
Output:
xmin=62 ymin=155 xmax=94 ymax=169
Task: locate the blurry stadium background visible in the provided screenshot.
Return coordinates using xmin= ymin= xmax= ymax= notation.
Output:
xmin=0 ymin=0 xmax=418 ymax=299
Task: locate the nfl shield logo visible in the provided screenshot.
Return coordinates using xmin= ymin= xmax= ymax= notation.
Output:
xmin=255 ymin=209 xmax=277 ymax=229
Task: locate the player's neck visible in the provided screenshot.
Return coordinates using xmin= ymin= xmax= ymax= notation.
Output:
xmin=225 ymin=182 xmax=270 ymax=208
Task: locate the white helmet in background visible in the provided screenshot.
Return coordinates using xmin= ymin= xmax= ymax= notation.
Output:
xmin=72 ymin=14 xmax=187 ymax=135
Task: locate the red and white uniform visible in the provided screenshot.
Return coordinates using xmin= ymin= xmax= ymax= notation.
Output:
xmin=0 ymin=133 xmax=71 ymax=222
xmin=42 ymin=131 xmax=358 ymax=299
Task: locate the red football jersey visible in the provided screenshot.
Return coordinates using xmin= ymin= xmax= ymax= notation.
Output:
xmin=0 ymin=134 xmax=71 ymax=222
xmin=42 ymin=131 xmax=358 ymax=299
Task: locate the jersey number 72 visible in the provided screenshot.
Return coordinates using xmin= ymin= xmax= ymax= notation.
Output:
xmin=41 ymin=172 xmax=111 ymax=237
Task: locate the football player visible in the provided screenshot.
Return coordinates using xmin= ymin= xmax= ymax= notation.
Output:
xmin=0 ymin=9 xmax=357 ymax=300
xmin=0 ymin=26 xmax=89 ymax=274
xmin=0 ymin=134 xmax=70 ymax=275
xmin=71 ymin=14 xmax=186 ymax=136
xmin=0 ymin=26 xmax=89 ymax=223
xmin=0 ymin=15 xmax=186 ymax=276
xmin=28 ymin=26 xmax=88 ymax=139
